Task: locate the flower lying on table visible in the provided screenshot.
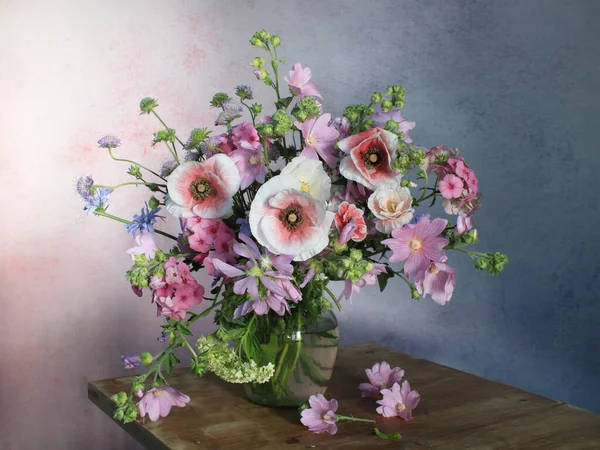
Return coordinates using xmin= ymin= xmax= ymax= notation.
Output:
xmin=76 ymin=29 xmax=506 ymax=426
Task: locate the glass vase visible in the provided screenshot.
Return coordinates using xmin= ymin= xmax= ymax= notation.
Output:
xmin=244 ymin=309 xmax=339 ymax=407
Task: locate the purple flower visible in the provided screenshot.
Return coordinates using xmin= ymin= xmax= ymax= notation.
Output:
xmin=229 ymin=141 xmax=268 ymax=189
xmin=371 ymin=110 xmax=416 ymax=144
xmin=295 ymin=113 xmax=340 ymax=168
xmin=97 ymin=135 xmax=122 ymax=149
xmin=160 ymin=159 xmax=179 ymax=177
xmin=376 ymin=380 xmax=420 ymax=421
xmin=126 ymin=203 xmax=165 ymax=236
xmin=456 ymin=214 xmax=474 ymax=235
xmin=284 ymin=63 xmax=322 ymax=99
xmin=359 ymin=361 xmax=405 ymax=398
xmin=410 ymin=213 xmax=430 ymax=225
xmin=157 ymin=333 xmax=169 ymax=342
xmin=131 ymin=283 xmax=143 ymax=297
xmin=215 ymin=100 xmax=242 ymax=126
xmin=121 ymin=354 xmax=142 ymax=369
xmin=300 ymin=394 xmax=338 ymax=435
xmin=126 ymin=231 xmax=158 ymax=260
xmin=236 ymin=217 xmax=251 ymax=236
xmin=235 ymin=84 xmax=253 ymax=100
xmin=75 ymin=175 xmax=94 ymax=201
xmin=83 ymin=187 xmax=112 ymax=216
xmin=416 ymin=262 xmax=456 ymax=305
xmin=339 ymin=263 xmax=388 ymax=302
xmin=137 ymin=386 xmax=190 ymax=422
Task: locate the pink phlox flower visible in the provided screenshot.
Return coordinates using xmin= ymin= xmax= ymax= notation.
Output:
xmin=231 ymin=122 xmax=260 ymax=148
xmin=300 ymin=394 xmax=339 ymax=435
xmin=335 ymin=202 xmax=367 ymax=245
xmin=381 ymin=217 xmax=449 ymax=281
xmin=376 ymin=380 xmax=420 ymax=421
xmin=448 ymin=158 xmax=478 ymax=194
xmin=183 ymin=217 xmax=236 ymax=261
xmin=295 ymin=113 xmax=340 ymax=168
xmin=338 ymin=263 xmax=387 ymax=302
xmin=359 ymin=361 xmax=405 ymax=398
xmin=423 ymin=146 xmax=461 ymax=176
xmin=154 ymin=258 xmax=204 ymax=320
xmin=137 ymin=386 xmax=190 ymax=422
xmin=371 ymin=110 xmax=416 ymax=144
xmin=284 ymin=63 xmax=323 ymax=99
xmin=438 ymin=174 xmax=464 ymax=199
xmin=456 ymin=214 xmax=475 ymax=235
xmin=126 ymin=231 xmax=158 ymax=260
xmin=416 ymin=262 xmax=456 ymax=305
xmin=229 ymin=141 xmax=268 ymax=189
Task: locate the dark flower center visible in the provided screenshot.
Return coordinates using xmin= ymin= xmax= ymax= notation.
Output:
xmin=190 ymin=177 xmax=212 ymax=201
xmin=363 ymin=146 xmax=383 ymax=169
xmin=279 ymin=206 xmax=304 ymax=230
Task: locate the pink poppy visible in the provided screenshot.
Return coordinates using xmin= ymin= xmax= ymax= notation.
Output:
xmin=295 ymin=113 xmax=340 ymax=168
xmin=338 ymin=128 xmax=399 ymax=190
xmin=137 ymin=386 xmax=190 ymax=422
xmin=376 ymin=380 xmax=420 ymax=421
xmin=334 ymin=202 xmax=367 ymax=244
xmin=359 ymin=361 xmax=405 ymax=398
xmin=367 ymin=185 xmax=414 ymax=233
xmin=249 ymin=174 xmax=334 ymax=260
xmin=284 ymin=62 xmax=322 ymax=99
xmin=166 ymin=154 xmax=240 ymax=219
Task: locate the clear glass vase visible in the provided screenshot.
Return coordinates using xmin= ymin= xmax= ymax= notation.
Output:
xmin=244 ymin=309 xmax=339 ymax=407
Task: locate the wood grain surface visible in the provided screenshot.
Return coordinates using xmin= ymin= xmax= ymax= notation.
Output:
xmin=88 ymin=343 xmax=600 ymax=449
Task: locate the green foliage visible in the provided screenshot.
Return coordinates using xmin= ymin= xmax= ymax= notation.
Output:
xmin=152 ymin=128 xmax=176 ymax=146
xmin=373 ymin=428 xmax=402 ymax=440
xmin=185 ymin=127 xmax=210 ymax=150
xmin=210 ymin=92 xmax=231 ymax=108
xmin=127 ymin=165 xmax=142 ymax=180
xmin=139 ymin=97 xmax=158 ymax=115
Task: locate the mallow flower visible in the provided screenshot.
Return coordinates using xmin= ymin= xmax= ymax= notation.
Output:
xmin=359 ymin=361 xmax=405 ymax=398
xmin=376 ymin=381 xmax=420 ymax=421
xmin=295 ymin=114 xmax=340 ymax=168
xmin=166 ymin=154 xmax=241 ymax=219
xmin=137 ymin=386 xmax=190 ymax=422
xmin=284 ymin=62 xmax=322 ymax=99
xmin=249 ymin=174 xmax=334 ymax=261
xmin=416 ymin=261 xmax=456 ymax=305
xmin=371 ymin=110 xmax=416 ymax=143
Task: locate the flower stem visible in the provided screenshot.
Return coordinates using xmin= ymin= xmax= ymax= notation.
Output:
xmin=324 ymin=286 xmax=343 ymax=312
xmin=337 ymin=414 xmax=376 ymax=424
xmin=93 ymin=210 xmax=178 ymax=241
xmin=108 ymin=148 xmax=167 ymax=181
xmin=94 ymin=181 xmax=166 ymax=190
xmin=151 ymin=110 xmax=185 ymax=150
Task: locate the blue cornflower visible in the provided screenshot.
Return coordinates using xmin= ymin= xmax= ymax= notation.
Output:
xmin=97 ymin=134 xmax=122 ymax=149
xmin=215 ymin=100 xmax=242 ymax=126
xmin=157 ymin=333 xmax=169 ymax=342
xmin=126 ymin=203 xmax=165 ymax=236
xmin=121 ymin=354 xmax=142 ymax=369
xmin=83 ymin=187 xmax=112 ymax=216
xmin=236 ymin=217 xmax=251 ymax=236
xmin=410 ymin=213 xmax=431 ymax=225
xmin=235 ymin=84 xmax=254 ymax=100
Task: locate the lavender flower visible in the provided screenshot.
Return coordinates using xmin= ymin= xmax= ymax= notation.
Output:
xmin=215 ymin=100 xmax=242 ymax=126
xmin=75 ymin=175 xmax=94 ymax=201
xmin=235 ymin=84 xmax=254 ymax=100
xmin=125 ymin=203 xmax=165 ymax=236
xmin=121 ymin=354 xmax=142 ymax=369
xmin=236 ymin=217 xmax=251 ymax=236
xmin=97 ymin=135 xmax=122 ymax=149
xmin=160 ymin=159 xmax=179 ymax=178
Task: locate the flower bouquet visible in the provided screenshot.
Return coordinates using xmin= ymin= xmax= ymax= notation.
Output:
xmin=76 ymin=30 xmax=506 ymax=424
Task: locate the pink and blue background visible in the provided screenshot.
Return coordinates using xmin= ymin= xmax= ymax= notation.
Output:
xmin=2 ymin=0 xmax=599 ymax=448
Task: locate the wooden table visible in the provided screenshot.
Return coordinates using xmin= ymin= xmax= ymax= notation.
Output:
xmin=88 ymin=343 xmax=600 ymax=449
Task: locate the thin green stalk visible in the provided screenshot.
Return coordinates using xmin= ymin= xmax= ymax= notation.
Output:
xmin=93 ymin=181 xmax=166 ymax=190
xmin=93 ymin=210 xmax=178 ymax=241
xmin=108 ymin=148 xmax=167 ymax=181
xmin=337 ymin=415 xmax=376 ymax=424
xmin=324 ymin=286 xmax=342 ymax=312
xmin=151 ymin=110 xmax=184 ymax=149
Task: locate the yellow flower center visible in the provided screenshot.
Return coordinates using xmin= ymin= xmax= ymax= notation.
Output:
xmin=409 ymin=238 xmax=422 ymax=252
xmin=396 ymin=401 xmax=406 ymax=413
xmin=305 ymin=134 xmax=317 ymax=147
xmin=385 ymin=199 xmax=398 ymax=212
xmin=300 ymin=180 xmax=311 ymax=194
xmin=190 ymin=177 xmax=212 ymax=201
xmin=249 ymin=154 xmax=261 ymax=165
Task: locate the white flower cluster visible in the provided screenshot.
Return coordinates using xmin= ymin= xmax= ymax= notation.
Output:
xmin=197 ymin=336 xmax=275 ymax=384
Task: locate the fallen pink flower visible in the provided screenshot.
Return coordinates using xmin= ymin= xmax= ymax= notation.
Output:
xmin=359 ymin=361 xmax=405 ymax=398
xmin=376 ymin=380 xmax=420 ymax=421
xmin=137 ymin=386 xmax=190 ymax=422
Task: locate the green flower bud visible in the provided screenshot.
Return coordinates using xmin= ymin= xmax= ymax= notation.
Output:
xmin=132 ymin=383 xmax=144 ymax=394
xmin=411 ymin=286 xmax=421 ymax=299
xmin=139 ymin=97 xmax=158 ymax=115
xmin=475 ymin=258 xmax=488 ymax=270
xmin=331 ymin=240 xmax=348 ymax=253
xmin=386 ymin=86 xmax=394 ymax=95
xmin=463 ymin=229 xmax=479 ymax=244
xmin=298 ymin=97 xmax=321 ymax=116
xmin=148 ymin=196 xmax=160 ymax=210
xmin=349 ymin=249 xmax=363 ymax=262
xmin=364 ymin=262 xmax=374 ymax=273
xmin=291 ymin=108 xmax=309 ymax=122
xmin=250 ymin=57 xmax=266 ymax=68
xmin=370 ymin=92 xmax=383 ymax=104
xmin=153 ymin=266 xmax=165 ymax=278
xmin=113 ymin=407 xmax=125 ymax=421
xmin=250 ymin=37 xmax=263 ymax=47
xmin=254 ymin=69 xmax=268 ymax=80
xmin=210 ymin=93 xmax=231 ymax=108
xmin=381 ymin=100 xmax=393 ymax=112
xmin=341 ymin=259 xmax=352 ymax=269
xmin=139 ymin=352 xmax=153 ymax=366
xmin=134 ymin=254 xmax=147 ymax=267
xmin=384 ymin=119 xmax=399 ymax=132
xmin=257 ymin=29 xmax=271 ymax=41
xmin=262 ymin=124 xmax=274 ymax=136
xmin=152 ymin=128 xmax=176 ymax=146
xmin=123 ymin=405 xmax=139 ymax=423
xmin=493 ymin=252 xmax=509 ymax=265
xmin=251 ymin=103 xmax=263 ymax=115
xmin=127 ymin=165 xmax=142 ymax=179
xmin=270 ymin=35 xmax=281 ymax=47
xmin=186 ymin=127 xmax=210 ymax=150
xmin=111 ymin=392 xmax=128 ymax=407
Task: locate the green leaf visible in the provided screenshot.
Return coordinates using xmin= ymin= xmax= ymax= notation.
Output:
xmin=373 ymin=428 xmax=402 ymax=440
xmin=377 ymin=267 xmax=393 ymax=292
xmin=275 ymin=96 xmax=293 ymax=110
xmin=177 ymin=323 xmax=192 ymax=336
